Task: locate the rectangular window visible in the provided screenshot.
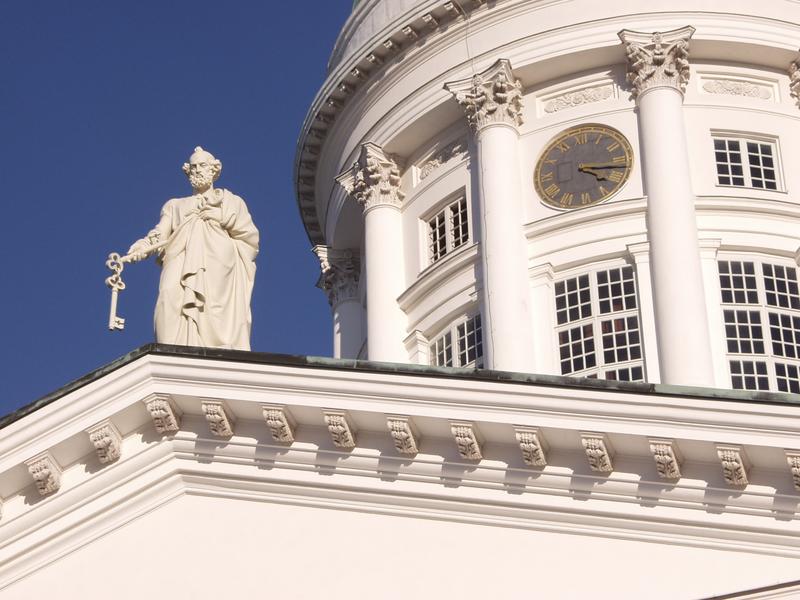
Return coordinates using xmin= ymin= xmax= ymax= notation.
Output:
xmin=713 ymin=137 xmax=779 ymax=190
xmin=427 ymin=197 xmax=469 ymax=265
xmin=718 ymin=259 xmax=800 ymax=392
xmin=430 ymin=314 xmax=483 ymax=368
xmin=431 ymin=332 xmax=453 ymax=367
xmin=554 ymin=265 xmax=645 ymax=381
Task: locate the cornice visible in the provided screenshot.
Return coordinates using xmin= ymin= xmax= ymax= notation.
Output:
xmin=1 ymin=349 xmax=800 ymax=586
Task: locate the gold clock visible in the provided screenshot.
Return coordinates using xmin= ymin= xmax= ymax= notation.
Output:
xmin=534 ymin=124 xmax=633 ymax=210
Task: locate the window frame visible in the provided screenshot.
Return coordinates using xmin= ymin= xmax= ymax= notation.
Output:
xmin=553 ymin=263 xmax=646 ymax=382
xmin=429 ymin=313 xmax=484 ymax=368
xmin=711 ymin=132 xmax=783 ymax=192
xmin=423 ymin=195 xmax=471 ymax=267
xmin=717 ymin=256 xmax=800 ymax=393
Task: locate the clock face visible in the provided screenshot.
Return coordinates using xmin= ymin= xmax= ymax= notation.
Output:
xmin=534 ymin=124 xmax=633 ymax=210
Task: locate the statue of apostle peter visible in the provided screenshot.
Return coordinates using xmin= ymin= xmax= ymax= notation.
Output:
xmin=127 ymin=147 xmax=259 ymax=350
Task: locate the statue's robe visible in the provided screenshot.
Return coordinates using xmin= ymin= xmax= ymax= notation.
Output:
xmin=149 ymin=189 xmax=259 ymax=350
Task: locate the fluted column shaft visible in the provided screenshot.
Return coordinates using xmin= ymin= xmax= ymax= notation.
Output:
xmin=446 ymin=60 xmax=536 ymax=372
xmin=620 ymin=27 xmax=714 ymax=386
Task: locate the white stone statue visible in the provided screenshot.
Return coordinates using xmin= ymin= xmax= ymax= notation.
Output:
xmin=117 ymin=147 xmax=259 ymax=350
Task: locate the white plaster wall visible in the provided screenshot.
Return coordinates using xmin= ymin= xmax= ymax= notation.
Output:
xmin=4 ymin=492 xmax=799 ymax=600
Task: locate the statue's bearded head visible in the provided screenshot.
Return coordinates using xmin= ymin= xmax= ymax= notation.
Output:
xmin=182 ymin=146 xmax=222 ymax=192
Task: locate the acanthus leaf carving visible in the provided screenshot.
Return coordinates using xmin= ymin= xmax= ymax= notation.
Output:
xmin=143 ymin=393 xmax=181 ymax=435
xmin=717 ymin=445 xmax=749 ymax=486
xmin=25 ymin=452 xmax=62 ymax=496
xmin=418 ymin=137 xmax=468 ymax=181
xmin=649 ymin=439 xmax=682 ymax=479
xmin=514 ymin=427 xmax=548 ymax=467
xmin=445 ymin=59 xmax=524 ymax=132
xmin=313 ymin=246 xmax=361 ymax=307
xmin=619 ymin=27 xmax=694 ymax=98
xmin=786 ymin=451 xmax=800 ymax=491
xmin=581 ymin=432 xmax=614 ymax=473
xmin=86 ymin=420 xmax=122 ymax=464
xmin=336 ymin=143 xmax=404 ymax=212
xmin=789 ymin=57 xmax=800 ymax=107
xmin=387 ymin=416 xmax=419 ymax=456
xmin=202 ymin=401 xmax=235 ymax=438
xmin=263 ymin=405 xmax=296 ymax=443
xmin=324 ymin=411 xmax=357 ymax=449
xmin=450 ymin=422 xmax=483 ymax=460
xmin=543 ymin=84 xmax=614 ymax=113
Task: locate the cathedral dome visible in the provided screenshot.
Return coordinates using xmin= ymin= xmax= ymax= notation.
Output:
xmin=298 ymin=0 xmax=800 ymax=392
xmin=329 ymin=0 xmax=434 ymax=72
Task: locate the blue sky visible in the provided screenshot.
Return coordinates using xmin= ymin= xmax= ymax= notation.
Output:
xmin=0 ymin=2 xmax=352 ymax=413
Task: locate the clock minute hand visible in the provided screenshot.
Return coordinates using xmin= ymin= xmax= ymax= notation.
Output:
xmin=578 ymin=162 xmax=628 ymax=170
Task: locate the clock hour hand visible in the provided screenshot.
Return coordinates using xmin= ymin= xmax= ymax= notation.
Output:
xmin=578 ymin=162 xmax=627 ymax=181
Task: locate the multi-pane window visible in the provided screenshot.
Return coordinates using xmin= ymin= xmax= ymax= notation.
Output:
xmin=430 ymin=314 xmax=483 ymax=368
xmin=428 ymin=197 xmax=469 ymax=264
xmin=554 ymin=265 xmax=644 ymax=381
xmin=713 ymin=137 xmax=779 ymax=190
xmin=718 ymin=259 xmax=800 ymax=392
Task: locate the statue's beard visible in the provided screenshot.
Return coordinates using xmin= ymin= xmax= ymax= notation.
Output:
xmin=189 ymin=171 xmax=213 ymax=191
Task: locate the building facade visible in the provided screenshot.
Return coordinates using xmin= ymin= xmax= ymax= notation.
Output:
xmin=3 ymin=2 xmax=800 ymax=598
xmin=300 ymin=0 xmax=800 ymax=395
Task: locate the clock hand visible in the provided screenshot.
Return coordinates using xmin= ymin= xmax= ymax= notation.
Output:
xmin=578 ymin=166 xmax=610 ymax=181
xmin=578 ymin=162 xmax=628 ymax=170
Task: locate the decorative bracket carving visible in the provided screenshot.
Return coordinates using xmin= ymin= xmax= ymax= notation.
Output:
xmin=786 ymin=451 xmax=800 ymax=491
xmin=450 ymin=422 xmax=483 ymax=460
xmin=263 ymin=405 xmax=296 ymax=443
xmin=143 ymin=394 xmax=181 ymax=434
xmin=581 ymin=432 xmax=614 ymax=473
xmin=387 ymin=416 xmax=420 ymax=456
xmin=324 ymin=411 xmax=357 ymax=449
xmin=25 ymin=451 xmax=62 ymax=496
xmin=444 ymin=59 xmax=524 ymax=132
xmin=86 ymin=420 xmax=123 ymax=464
xmin=514 ymin=427 xmax=548 ymax=467
xmin=790 ymin=56 xmax=800 ymax=107
xmin=649 ymin=438 xmax=682 ymax=479
xmin=202 ymin=401 xmax=235 ymax=438
xmin=313 ymin=246 xmax=361 ymax=307
xmin=618 ymin=26 xmax=694 ymax=98
xmin=717 ymin=444 xmax=749 ymax=486
xmin=336 ymin=143 xmax=404 ymax=213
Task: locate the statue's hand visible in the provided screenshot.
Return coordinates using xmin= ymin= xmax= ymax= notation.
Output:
xmin=126 ymin=239 xmax=150 ymax=263
xmin=198 ymin=205 xmax=224 ymax=225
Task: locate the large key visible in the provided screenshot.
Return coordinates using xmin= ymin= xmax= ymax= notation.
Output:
xmin=105 ymin=253 xmax=127 ymax=331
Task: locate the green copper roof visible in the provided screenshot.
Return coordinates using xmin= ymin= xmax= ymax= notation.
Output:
xmin=2 ymin=343 xmax=800 ymax=432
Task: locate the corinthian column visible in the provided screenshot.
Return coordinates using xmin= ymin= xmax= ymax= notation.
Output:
xmin=336 ymin=143 xmax=407 ymax=362
xmin=313 ymin=245 xmax=364 ymax=359
xmin=445 ymin=59 xmax=535 ymax=373
xmin=619 ymin=26 xmax=714 ymax=386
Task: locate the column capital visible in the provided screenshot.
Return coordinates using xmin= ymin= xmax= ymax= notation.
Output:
xmin=618 ymin=26 xmax=694 ymax=99
xmin=336 ymin=143 xmax=404 ymax=212
xmin=313 ymin=245 xmax=361 ymax=308
xmin=789 ymin=53 xmax=800 ymax=108
xmin=444 ymin=59 xmax=524 ymax=132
